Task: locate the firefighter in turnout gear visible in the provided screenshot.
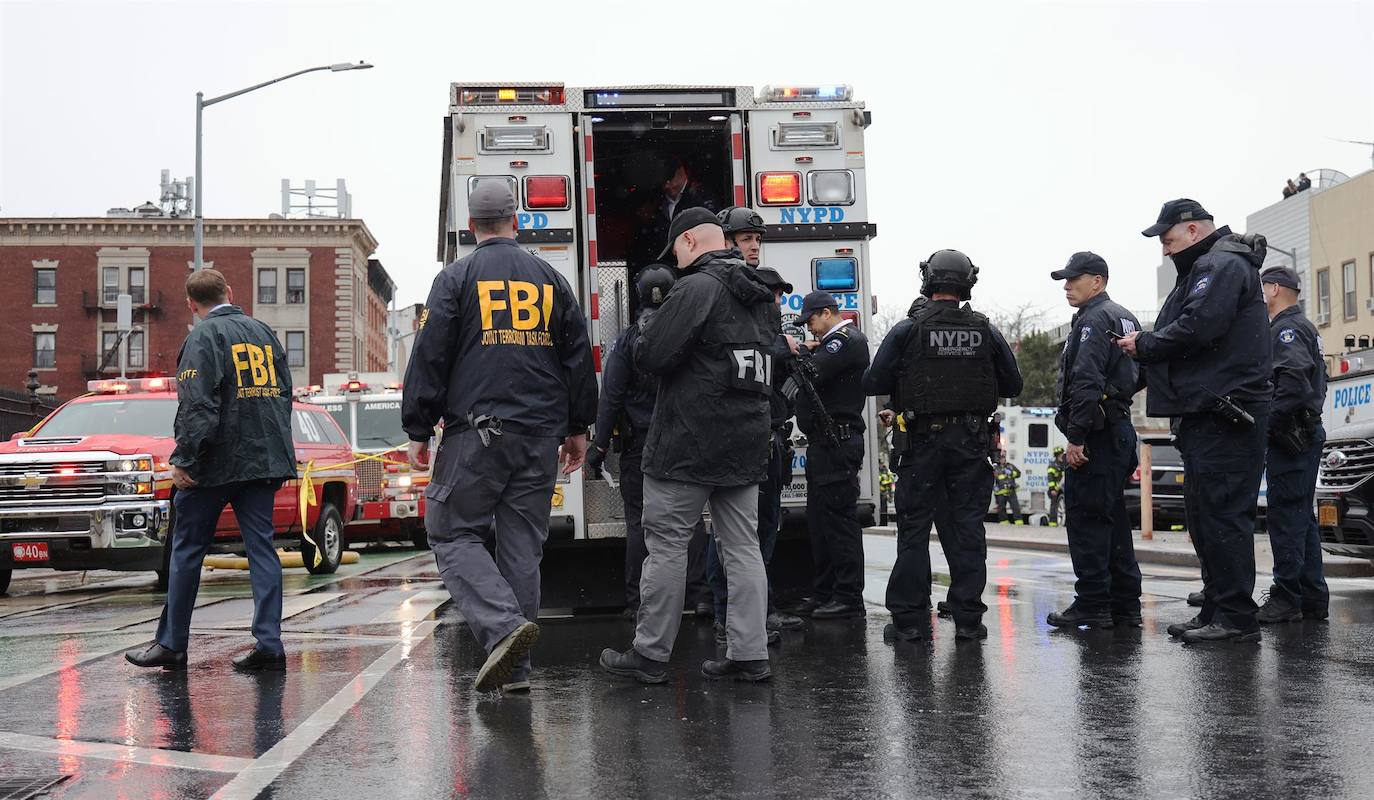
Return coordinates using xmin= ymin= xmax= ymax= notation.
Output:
xmin=864 ymin=249 xmax=1023 ymax=642
xmin=1045 ymin=251 xmax=1144 ymax=631
xmin=789 ymin=290 xmax=871 ymax=620
xmin=402 ymin=181 xmax=598 ymax=693
xmin=1046 ymin=447 xmax=1067 ymax=526
xmin=993 ymin=460 xmax=1023 ymax=523
xmin=127 ymin=269 xmax=296 ymax=673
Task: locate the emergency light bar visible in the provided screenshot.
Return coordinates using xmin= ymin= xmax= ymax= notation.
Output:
xmin=772 ymin=122 xmax=840 ymax=149
xmin=814 ymin=258 xmax=858 ymax=292
xmin=523 ymin=176 xmax=570 ymax=210
xmin=584 ymin=89 xmax=733 ymax=108
xmin=87 ymin=377 xmax=177 ymax=394
xmin=460 ymin=87 xmax=565 ymax=105
xmin=758 ymin=172 xmax=802 ymax=206
xmin=761 ymin=85 xmax=853 ymax=102
xmin=479 ymin=126 xmax=551 ymax=153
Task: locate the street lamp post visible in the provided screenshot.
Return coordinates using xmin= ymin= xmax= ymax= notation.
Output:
xmin=193 ymin=62 xmax=373 ymax=271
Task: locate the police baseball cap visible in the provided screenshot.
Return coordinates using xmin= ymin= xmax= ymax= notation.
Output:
xmin=798 ymin=290 xmax=839 ymax=322
xmin=1050 ymin=251 xmax=1109 ymax=281
xmin=1261 ymin=265 xmax=1301 ymax=292
xmin=1141 ymin=198 xmax=1213 ymax=237
xmin=657 ymin=207 xmax=721 ymax=262
xmin=468 ymin=181 xmax=517 ymax=220
xmin=754 ymin=267 xmax=793 ymax=294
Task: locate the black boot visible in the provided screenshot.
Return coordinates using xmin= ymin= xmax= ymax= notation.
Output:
xmin=701 ymin=658 xmax=771 ymax=682
xmin=1256 ymin=592 xmax=1302 ymax=624
xmin=766 ymin=610 xmax=804 ymax=630
xmin=811 ymin=600 xmax=865 ymax=619
xmin=125 ymin=643 xmax=187 ymax=671
xmin=883 ymin=623 xmax=930 ymax=643
xmin=1186 ymin=591 xmax=1205 ymax=607
xmin=1167 ymin=615 xmax=1206 ymax=638
xmin=232 ymin=647 xmax=286 ymax=673
xmin=1180 ymin=622 xmax=1261 ymax=644
xmin=1046 ymin=604 xmax=1114 ymax=629
xmin=599 ymin=648 xmax=668 ymax=684
xmin=955 ymin=623 xmax=988 ymax=641
xmin=1111 ymin=610 xmax=1144 ymax=628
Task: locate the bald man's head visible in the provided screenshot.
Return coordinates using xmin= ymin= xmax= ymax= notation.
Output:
xmin=672 ymin=223 xmax=727 ymax=270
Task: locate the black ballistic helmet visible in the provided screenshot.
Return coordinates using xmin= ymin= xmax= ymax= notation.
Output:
xmin=920 ymin=249 xmax=979 ymax=300
xmin=717 ymin=206 xmax=766 ymax=239
xmin=636 ymin=265 xmax=676 ymax=308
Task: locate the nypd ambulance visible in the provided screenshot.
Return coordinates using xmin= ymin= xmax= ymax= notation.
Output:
xmin=436 ymin=83 xmax=880 ymax=598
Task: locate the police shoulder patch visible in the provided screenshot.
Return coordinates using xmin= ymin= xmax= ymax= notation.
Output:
xmin=1191 ymin=276 xmax=1211 ymax=295
xmin=826 ymin=339 xmax=843 ymax=354
xmin=1278 ymin=328 xmax=1296 ymax=344
xmin=1080 ymin=326 xmax=1093 ymax=342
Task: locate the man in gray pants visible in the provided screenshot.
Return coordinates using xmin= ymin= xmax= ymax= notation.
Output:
xmin=402 ymin=182 xmax=597 ymax=693
xmin=599 ymin=207 xmax=779 ymax=683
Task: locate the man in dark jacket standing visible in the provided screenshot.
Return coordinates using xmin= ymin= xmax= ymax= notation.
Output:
xmin=127 ymin=269 xmax=296 ymax=672
xmin=1118 ymin=199 xmax=1273 ymax=643
xmin=600 ymin=208 xmax=777 ymax=683
xmin=1045 ymin=252 xmax=1143 ymax=630
xmin=403 ymin=182 xmax=597 ymax=693
xmin=1257 ymin=265 xmax=1328 ymax=623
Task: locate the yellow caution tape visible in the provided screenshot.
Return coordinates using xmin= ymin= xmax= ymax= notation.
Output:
xmin=295 ymin=445 xmax=408 ymax=568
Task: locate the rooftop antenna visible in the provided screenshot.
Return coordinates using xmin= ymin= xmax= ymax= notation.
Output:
xmin=1329 ymin=137 xmax=1374 ymax=170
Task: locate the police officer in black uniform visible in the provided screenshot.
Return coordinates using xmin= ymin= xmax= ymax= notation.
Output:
xmin=1118 ymin=199 xmax=1272 ymax=644
xmin=1257 ymin=265 xmax=1329 ymax=623
xmin=127 ymin=268 xmax=296 ymax=672
xmin=403 ymin=182 xmax=597 ymax=692
xmin=789 ymin=290 xmax=870 ymax=620
xmin=864 ymin=250 xmax=1022 ymax=642
xmin=1044 ymin=252 xmax=1144 ymax=630
xmin=588 ymin=266 xmax=709 ymax=619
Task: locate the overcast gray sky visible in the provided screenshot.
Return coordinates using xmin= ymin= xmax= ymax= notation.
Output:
xmin=3 ymin=0 xmax=1372 ymax=328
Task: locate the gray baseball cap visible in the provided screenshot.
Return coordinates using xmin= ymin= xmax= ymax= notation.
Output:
xmin=469 ymin=181 xmax=517 ymax=220
xmin=1260 ymin=265 xmax=1301 ymax=292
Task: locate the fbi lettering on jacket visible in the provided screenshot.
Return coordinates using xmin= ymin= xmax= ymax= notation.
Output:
xmin=477 ymin=280 xmax=556 ymax=347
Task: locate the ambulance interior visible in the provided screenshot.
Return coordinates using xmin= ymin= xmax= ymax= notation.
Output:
xmin=586 ymin=111 xmax=735 ymax=318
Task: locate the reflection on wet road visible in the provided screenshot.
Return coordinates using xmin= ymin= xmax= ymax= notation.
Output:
xmin=2 ymin=539 xmax=1373 ymax=799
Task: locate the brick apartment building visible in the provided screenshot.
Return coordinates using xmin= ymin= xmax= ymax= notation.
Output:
xmin=0 ymin=216 xmax=392 ymax=401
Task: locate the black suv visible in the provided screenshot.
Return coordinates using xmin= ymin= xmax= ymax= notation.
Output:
xmin=1316 ymin=420 xmax=1374 ymax=560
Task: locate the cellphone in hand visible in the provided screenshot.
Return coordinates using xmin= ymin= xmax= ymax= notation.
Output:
xmin=1105 ymin=329 xmax=1124 ymax=340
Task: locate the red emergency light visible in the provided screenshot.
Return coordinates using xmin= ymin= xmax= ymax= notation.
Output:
xmin=345 ymin=380 xmax=368 ymax=392
xmin=840 ymin=310 xmax=860 ymax=329
xmin=524 ymin=176 xmax=570 ymax=210
xmin=758 ymin=172 xmax=801 ymax=206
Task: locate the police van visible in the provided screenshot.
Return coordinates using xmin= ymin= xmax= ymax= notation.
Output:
xmin=301 ymin=372 xmax=430 ymax=549
xmin=991 ymin=405 xmax=1068 ymax=521
xmin=436 ymin=83 xmax=880 ymax=600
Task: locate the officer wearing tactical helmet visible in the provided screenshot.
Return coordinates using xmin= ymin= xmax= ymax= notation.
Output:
xmin=863 ymin=249 xmax=1022 ymax=643
xmin=588 ymin=266 xmax=708 ymax=619
xmin=718 ymin=206 xmax=766 ymax=267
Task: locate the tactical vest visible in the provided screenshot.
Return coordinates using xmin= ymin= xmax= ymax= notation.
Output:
xmin=896 ymin=302 xmax=997 ymax=416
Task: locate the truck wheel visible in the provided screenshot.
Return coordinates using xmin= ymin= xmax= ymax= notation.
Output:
xmin=303 ymin=504 xmax=345 ymax=575
xmin=407 ymin=521 xmax=430 ymax=551
xmin=0 ymin=568 xmax=11 ymax=595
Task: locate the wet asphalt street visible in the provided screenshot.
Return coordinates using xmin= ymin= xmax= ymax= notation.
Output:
xmin=2 ymin=533 xmax=1374 ymax=800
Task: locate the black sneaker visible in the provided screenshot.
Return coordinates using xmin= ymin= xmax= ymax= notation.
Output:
xmin=1256 ymin=591 xmax=1302 ymax=624
xmin=1046 ymin=605 xmax=1114 ymax=629
xmin=599 ymin=648 xmax=668 ymax=684
xmin=1167 ymin=615 xmax=1205 ymax=638
xmin=1186 ymin=591 xmax=1205 ymax=607
xmin=883 ymin=623 xmax=930 ymax=643
xmin=475 ymin=621 xmax=539 ymax=692
xmin=701 ymin=658 xmax=771 ymax=682
xmin=955 ymin=623 xmax=988 ymax=641
xmin=766 ymin=610 xmax=805 ymax=630
xmin=1180 ymin=622 xmax=1261 ymax=644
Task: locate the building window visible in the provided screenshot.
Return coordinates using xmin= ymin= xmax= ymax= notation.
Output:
xmin=1317 ymin=269 xmax=1331 ymax=324
xmin=127 ymin=331 xmax=145 ymax=369
xmin=34 ymin=269 xmax=56 ymax=305
xmin=1343 ymin=261 xmax=1357 ymax=321
xmin=102 ymin=267 xmax=120 ymax=304
xmin=258 ymin=269 xmax=278 ymax=304
xmin=286 ymin=268 xmax=306 ymax=304
xmin=33 ymin=333 xmax=55 ymax=369
xmin=101 ymin=331 xmax=120 ymax=368
xmin=129 ymin=267 xmax=146 ymax=305
xmin=286 ymin=331 xmax=305 ymax=368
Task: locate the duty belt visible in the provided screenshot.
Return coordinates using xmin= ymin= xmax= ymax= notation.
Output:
xmin=903 ymin=412 xmax=985 ymax=429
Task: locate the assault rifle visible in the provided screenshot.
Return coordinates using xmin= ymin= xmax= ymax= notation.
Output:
xmin=781 ymin=354 xmax=839 ymax=448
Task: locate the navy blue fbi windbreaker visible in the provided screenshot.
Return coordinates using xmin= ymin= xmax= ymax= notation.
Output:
xmin=1055 ymin=292 xmax=1140 ymax=446
xmin=635 ymin=250 xmax=777 ymax=487
xmin=402 ymin=237 xmax=598 ymax=442
xmin=1269 ymin=305 xmax=1326 ymax=419
xmin=170 ymin=305 xmax=296 ymax=486
xmin=1135 ymin=228 xmax=1273 ymax=417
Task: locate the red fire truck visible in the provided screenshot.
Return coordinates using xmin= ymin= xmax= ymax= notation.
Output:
xmin=0 ymin=377 xmax=358 ymax=593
